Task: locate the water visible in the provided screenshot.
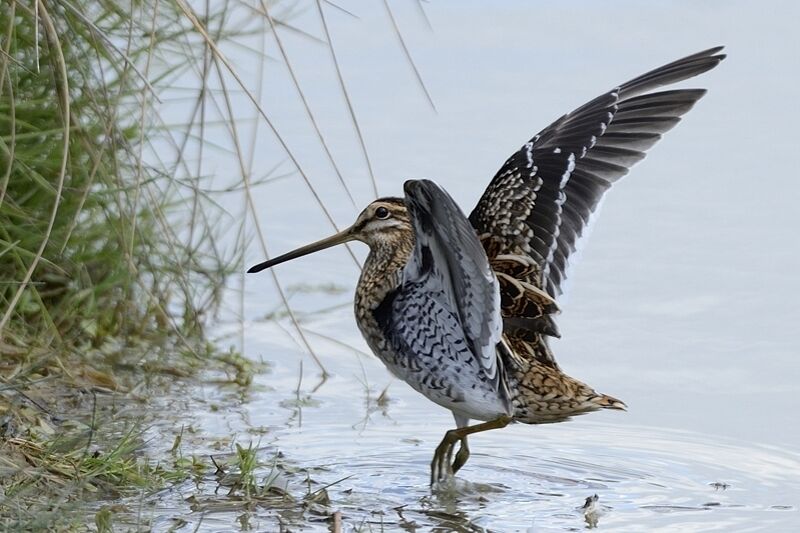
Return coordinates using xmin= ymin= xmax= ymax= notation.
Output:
xmin=139 ymin=318 xmax=799 ymax=531
xmin=143 ymin=1 xmax=800 ymax=530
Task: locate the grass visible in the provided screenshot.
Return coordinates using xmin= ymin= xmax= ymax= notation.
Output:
xmin=0 ymin=0 xmax=247 ymax=527
xmin=0 ymin=409 xmax=199 ymax=529
xmin=0 ymin=0 xmax=356 ymax=526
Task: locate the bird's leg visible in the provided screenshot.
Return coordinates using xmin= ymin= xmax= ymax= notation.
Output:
xmin=452 ymin=437 xmax=470 ymax=474
xmin=445 ymin=415 xmax=470 ymax=477
xmin=430 ymin=415 xmax=512 ymax=485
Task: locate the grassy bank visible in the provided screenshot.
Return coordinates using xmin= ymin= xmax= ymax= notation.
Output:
xmin=0 ymin=1 xmax=249 ymax=528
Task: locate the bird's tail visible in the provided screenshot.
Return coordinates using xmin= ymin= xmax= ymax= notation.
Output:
xmin=593 ymin=393 xmax=627 ymax=411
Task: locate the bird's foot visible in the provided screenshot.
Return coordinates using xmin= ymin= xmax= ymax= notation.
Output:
xmin=429 ymin=415 xmax=512 ymax=486
xmin=430 ymin=429 xmax=460 ymax=485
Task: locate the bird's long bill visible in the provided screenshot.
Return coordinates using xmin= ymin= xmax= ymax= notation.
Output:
xmin=247 ymin=227 xmax=355 ymax=273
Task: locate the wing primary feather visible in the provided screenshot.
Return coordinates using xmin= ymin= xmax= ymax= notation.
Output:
xmin=469 ymin=46 xmax=725 ymax=351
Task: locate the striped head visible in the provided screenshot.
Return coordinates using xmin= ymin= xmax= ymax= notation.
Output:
xmin=350 ymin=198 xmax=412 ymax=248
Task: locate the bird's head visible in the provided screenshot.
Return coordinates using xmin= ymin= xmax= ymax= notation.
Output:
xmin=247 ymin=197 xmax=412 ymax=273
xmin=350 ymin=197 xmax=412 ymax=247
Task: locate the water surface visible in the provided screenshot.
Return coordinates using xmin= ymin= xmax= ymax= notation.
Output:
xmin=140 ymin=318 xmax=799 ymax=531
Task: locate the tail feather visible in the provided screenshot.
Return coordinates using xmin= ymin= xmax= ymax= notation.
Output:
xmin=594 ymin=393 xmax=627 ymax=411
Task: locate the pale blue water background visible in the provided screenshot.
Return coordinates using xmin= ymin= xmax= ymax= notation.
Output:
xmin=147 ymin=1 xmax=800 ymax=530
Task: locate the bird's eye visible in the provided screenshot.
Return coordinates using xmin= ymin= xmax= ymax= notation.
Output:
xmin=375 ymin=206 xmax=390 ymax=219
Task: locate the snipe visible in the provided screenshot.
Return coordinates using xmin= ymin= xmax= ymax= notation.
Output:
xmin=249 ymin=47 xmax=725 ymax=484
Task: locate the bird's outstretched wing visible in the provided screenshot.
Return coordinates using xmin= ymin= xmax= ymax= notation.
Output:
xmin=375 ymin=180 xmax=506 ymax=404
xmin=468 ymin=47 xmax=725 ymax=364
